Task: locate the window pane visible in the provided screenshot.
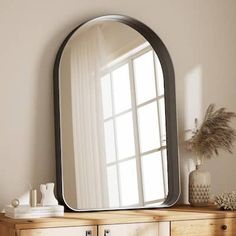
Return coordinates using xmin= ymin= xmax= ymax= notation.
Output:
xmin=107 ymin=165 xmax=119 ymax=207
xmin=119 ymin=159 xmax=139 ymax=206
xmin=162 ymin=149 xmax=168 ymax=196
xmin=104 ymin=120 xmax=116 ymax=164
xmin=133 ymin=50 xmax=156 ymax=105
xmin=138 ymin=101 xmax=160 ymax=153
xmin=155 ymin=53 xmax=164 ymax=96
xmin=112 ymin=64 xmax=131 ymax=114
xmin=142 ymin=152 xmax=165 ymax=202
xmin=116 ymin=112 xmax=135 ymax=159
xmin=159 ymin=97 xmax=166 ymax=146
xmin=101 ymin=74 xmax=112 ymax=119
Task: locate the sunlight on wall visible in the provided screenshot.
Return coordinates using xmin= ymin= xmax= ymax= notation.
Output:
xmin=184 ymin=65 xmax=203 ymax=131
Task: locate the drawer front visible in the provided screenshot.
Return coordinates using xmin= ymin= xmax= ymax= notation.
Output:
xmin=0 ymin=223 xmax=15 ymax=236
xmin=20 ymin=225 xmax=97 ymax=236
xmin=99 ymin=222 xmax=170 ymax=236
xmin=171 ymin=218 xmax=236 ymax=236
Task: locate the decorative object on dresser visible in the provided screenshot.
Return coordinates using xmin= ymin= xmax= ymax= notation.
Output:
xmin=29 ymin=189 xmax=37 ymax=207
xmin=186 ymin=104 xmax=236 ymax=207
xmin=4 ymin=205 xmax=64 ymax=219
xmin=188 ymin=162 xmax=210 ymax=207
xmin=40 ymin=183 xmax=58 ymax=206
xmin=11 ymin=199 xmax=20 ymax=208
xmin=4 ymin=183 xmax=64 ymax=219
xmin=215 ymin=191 xmax=236 ymax=210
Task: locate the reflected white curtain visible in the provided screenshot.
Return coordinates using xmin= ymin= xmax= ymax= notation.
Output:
xmin=70 ymin=26 xmax=108 ymax=209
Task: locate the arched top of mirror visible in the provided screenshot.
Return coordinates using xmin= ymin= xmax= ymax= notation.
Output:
xmin=54 ymin=15 xmax=180 ymax=211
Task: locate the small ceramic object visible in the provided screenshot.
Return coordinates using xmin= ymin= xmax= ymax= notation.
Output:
xmin=30 ymin=189 xmax=37 ymax=207
xmin=189 ymin=164 xmax=211 ymax=207
xmin=40 ymin=183 xmax=58 ymax=206
xmin=11 ymin=199 xmax=20 ymax=208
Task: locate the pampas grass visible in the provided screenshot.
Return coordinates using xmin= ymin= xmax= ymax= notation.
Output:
xmin=185 ymin=104 xmax=236 ymax=159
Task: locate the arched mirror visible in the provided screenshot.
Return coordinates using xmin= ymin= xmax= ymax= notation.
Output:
xmin=54 ymin=15 xmax=180 ymax=211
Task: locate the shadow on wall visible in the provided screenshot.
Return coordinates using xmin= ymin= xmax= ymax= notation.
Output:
xmin=28 ymin=22 xmax=84 ymax=206
xmin=0 ymin=32 xmax=58 ymax=211
xmin=23 ymin=24 xmax=76 ymax=207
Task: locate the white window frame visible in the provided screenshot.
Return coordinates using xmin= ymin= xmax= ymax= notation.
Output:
xmin=101 ymin=42 xmax=168 ymax=207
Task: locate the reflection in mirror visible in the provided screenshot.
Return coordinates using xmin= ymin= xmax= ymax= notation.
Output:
xmin=58 ymin=18 xmax=174 ymax=211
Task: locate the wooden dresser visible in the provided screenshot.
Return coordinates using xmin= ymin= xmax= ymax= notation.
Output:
xmin=1 ymin=206 xmax=236 ymax=236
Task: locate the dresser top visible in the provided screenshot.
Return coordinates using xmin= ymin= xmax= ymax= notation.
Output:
xmin=1 ymin=205 xmax=236 ymax=230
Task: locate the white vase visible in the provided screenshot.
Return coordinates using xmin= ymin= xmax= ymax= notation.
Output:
xmin=189 ymin=164 xmax=211 ymax=207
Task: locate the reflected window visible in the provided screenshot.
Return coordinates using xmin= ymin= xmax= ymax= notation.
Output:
xmin=101 ymin=43 xmax=167 ymax=207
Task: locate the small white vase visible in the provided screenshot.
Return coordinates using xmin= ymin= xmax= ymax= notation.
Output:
xmin=189 ymin=164 xmax=211 ymax=207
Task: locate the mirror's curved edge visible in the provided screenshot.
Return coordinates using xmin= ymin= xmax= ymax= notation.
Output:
xmin=53 ymin=27 xmax=76 ymax=212
xmin=53 ymin=14 xmax=180 ymax=212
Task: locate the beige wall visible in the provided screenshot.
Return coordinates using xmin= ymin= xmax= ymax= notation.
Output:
xmin=0 ymin=0 xmax=236 ymax=210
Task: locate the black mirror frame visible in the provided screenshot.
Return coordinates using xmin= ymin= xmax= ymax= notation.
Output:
xmin=53 ymin=14 xmax=180 ymax=212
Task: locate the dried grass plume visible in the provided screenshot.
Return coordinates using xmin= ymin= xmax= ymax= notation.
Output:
xmin=185 ymin=104 xmax=236 ymax=159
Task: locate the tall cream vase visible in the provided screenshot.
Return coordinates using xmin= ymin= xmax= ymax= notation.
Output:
xmin=189 ymin=159 xmax=211 ymax=207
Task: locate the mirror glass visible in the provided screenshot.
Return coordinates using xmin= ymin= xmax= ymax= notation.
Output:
xmin=55 ymin=16 xmax=179 ymax=211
